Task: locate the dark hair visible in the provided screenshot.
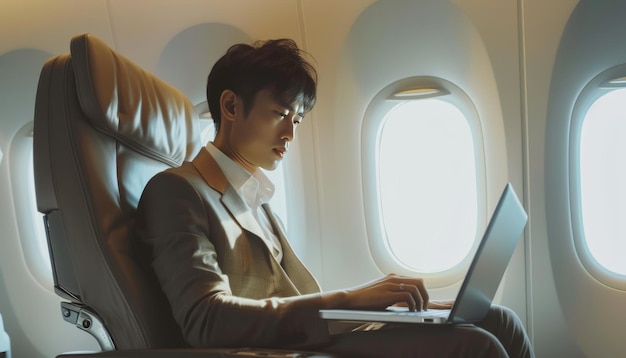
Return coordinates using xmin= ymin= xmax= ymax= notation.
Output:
xmin=206 ymin=39 xmax=317 ymax=132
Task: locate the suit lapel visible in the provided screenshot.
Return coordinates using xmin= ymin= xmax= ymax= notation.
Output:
xmin=191 ymin=148 xmax=266 ymax=242
xmin=262 ymin=204 xmax=321 ymax=294
xmin=190 ymin=148 xmax=321 ymax=295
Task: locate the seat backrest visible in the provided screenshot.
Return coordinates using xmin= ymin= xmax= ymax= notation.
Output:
xmin=33 ymin=33 xmax=201 ymax=349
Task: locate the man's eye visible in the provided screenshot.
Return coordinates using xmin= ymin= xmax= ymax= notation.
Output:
xmin=275 ymin=111 xmax=288 ymax=118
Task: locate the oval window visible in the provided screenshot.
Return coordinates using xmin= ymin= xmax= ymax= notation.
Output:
xmin=10 ymin=123 xmax=53 ymax=288
xmin=378 ymin=99 xmax=478 ymax=273
xmin=579 ymin=88 xmax=626 ymax=276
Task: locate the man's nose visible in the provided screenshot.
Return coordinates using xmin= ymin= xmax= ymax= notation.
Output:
xmin=281 ymin=118 xmax=296 ymax=142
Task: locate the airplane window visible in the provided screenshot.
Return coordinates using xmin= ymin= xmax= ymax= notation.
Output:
xmin=362 ymin=77 xmax=481 ymax=284
xmin=10 ymin=124 xmax=53 ymax=288
xmin=378 ymin=99 xmax=477 ymax=273
xmin=27 ymin=145 xmax=51 ymax=273
xmin=578 ymin=88 xmax=626 ymax=276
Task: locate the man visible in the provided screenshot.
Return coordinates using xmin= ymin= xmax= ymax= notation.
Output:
xmin=135 ymin=39 xmax=534 ymax=357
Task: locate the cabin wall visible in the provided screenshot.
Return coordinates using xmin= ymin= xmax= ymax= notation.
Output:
xmin=1 ymin=0 xmax=619 ymax=357
xmin=522 ymin=1 xmax=585 ymax=356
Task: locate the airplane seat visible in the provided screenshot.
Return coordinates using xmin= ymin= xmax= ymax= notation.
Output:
xmin=33 ymin=32 xmax=198 ymax=351
xmin=33 ymin=33 xmax=332 ymax=358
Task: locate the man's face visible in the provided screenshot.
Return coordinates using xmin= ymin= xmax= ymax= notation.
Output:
xmin=229 ymin=89 xmax=304 ymax=172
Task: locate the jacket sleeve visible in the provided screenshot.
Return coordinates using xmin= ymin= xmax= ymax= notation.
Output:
xmin=134 ymin=169 xmax=331 ymax=349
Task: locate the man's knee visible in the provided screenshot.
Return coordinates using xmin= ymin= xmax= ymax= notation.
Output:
xmin=480 ymin=305 xmax=534 ymax=358
xmin=460 ymin=327 xmax=509 ymax=357
xmin=490 ymin=305 xmax=523 ymax=324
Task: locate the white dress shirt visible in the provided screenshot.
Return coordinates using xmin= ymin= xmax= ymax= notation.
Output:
xmin=205 ymin=143 xmax=283 ymax=262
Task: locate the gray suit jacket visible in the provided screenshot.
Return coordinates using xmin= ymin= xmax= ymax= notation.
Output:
xmin=135 ymin=148 xmax=332 ymax=349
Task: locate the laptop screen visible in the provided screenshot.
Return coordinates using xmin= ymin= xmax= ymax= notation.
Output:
xmin=448 ymin=183 xmax=528 ymax=323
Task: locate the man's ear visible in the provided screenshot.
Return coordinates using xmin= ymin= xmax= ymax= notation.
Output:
xmin=220 ymin=90 xmax=239 ymax=121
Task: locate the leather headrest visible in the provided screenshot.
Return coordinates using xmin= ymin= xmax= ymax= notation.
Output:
xmin=70 ymin=33 xmax=199 ymax=166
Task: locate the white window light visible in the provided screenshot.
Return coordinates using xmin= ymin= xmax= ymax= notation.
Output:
xmin=570 ymin=66 xmax=626 ymax=289
xmin=10 ymin=122 xmax=53 ymax=288
xmin=601 ymin=75 xmax=626 ymax=87
xmin=389 ymin=87 xmax=449 ymax=100
xmin=378 ymin=99 xmax=477 ymax=273
xmin=362 ymin=77 xmax=483 ymax=287
xmin=579 ymin=88 xmax=626 ymax=276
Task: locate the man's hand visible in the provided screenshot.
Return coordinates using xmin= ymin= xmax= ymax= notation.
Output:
xmin=427 ymin=300 xmax=454 ymax=310
xmin=341 ymin=273 xmax=430 ymax=311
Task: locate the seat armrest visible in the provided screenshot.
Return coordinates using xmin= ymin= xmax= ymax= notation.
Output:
xmin=60 ymin=302 xmax=115 ymax=351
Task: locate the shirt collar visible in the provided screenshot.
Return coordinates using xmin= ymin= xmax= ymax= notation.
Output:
xmin=205 ymin=142 xmax=275 ymax=208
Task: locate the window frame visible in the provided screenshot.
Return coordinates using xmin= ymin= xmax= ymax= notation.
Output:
xmin=361 ymin=76 xmax=486 ymax=287
xmin=569 ymin=64 xmax=626 ymax=289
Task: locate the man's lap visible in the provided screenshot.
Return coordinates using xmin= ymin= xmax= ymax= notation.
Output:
xmin=320 ymin=305 xmax=532 ymax=357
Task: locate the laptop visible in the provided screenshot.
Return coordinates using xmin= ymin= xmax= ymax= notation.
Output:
xmin=319 ymin=182 xmax=528 ymax=325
